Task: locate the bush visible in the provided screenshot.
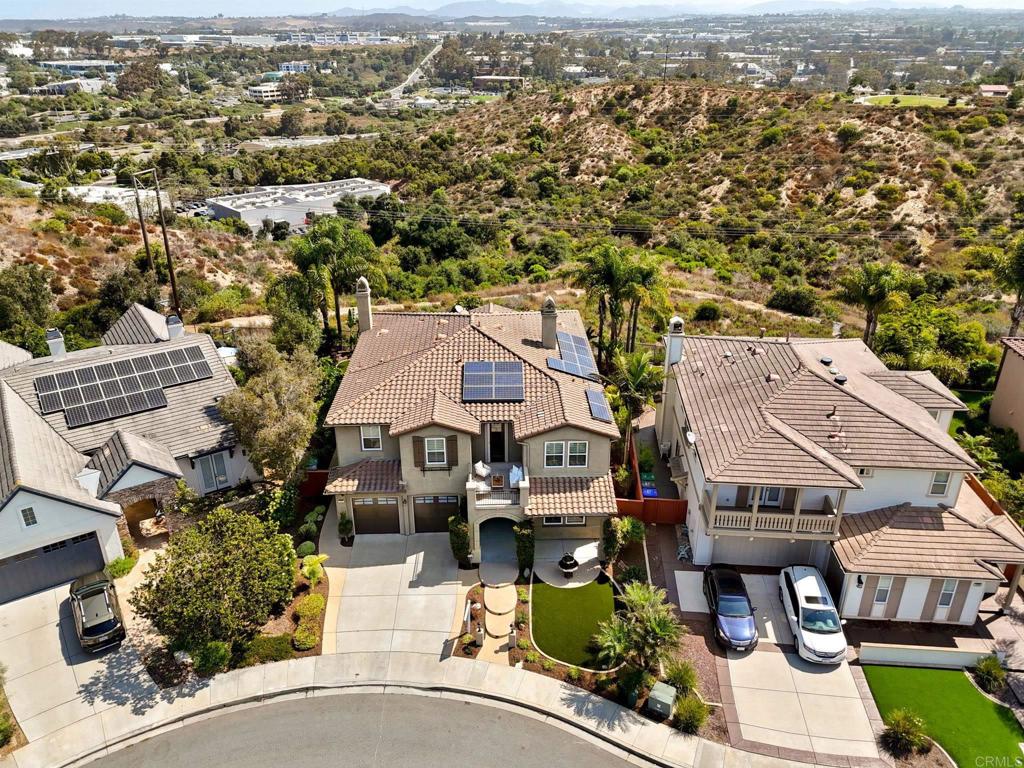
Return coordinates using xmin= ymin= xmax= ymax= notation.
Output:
xmin=292 ymin=626 xmax=318 ymax=651
xmin=674 ymin=695 xmax=709 ymax=734
xmin=194 ymin=640 xmax=231 ymax=677
xmin=106 ymin=555 xmax=138 ymax=579
xmin=297 ymin=522 xmax=318 ymax=541
xmin=263 ymin=483 xmax=299 ymax=529
xmin=566 ymin=666 xmax=581 ymax=682
xmin=618 ymin=564 xmax=648 ymax=585
xmin=517 ymin=637 xmax=530 ymax=650
xmin=637 ymin=443 xmax=655 ymax=473
xmin=513 ymin=521 xmax=535 ymax=573
xmin=974 ymin=654 xmax=1006 ymax=693
xmin=296 ymin=541 xmax=316 ymax=557
xmin=692 ymin=301 xmax=722 ymax=322
xmin=337 ymin=511 xmax=353 ymax=540
xmin=242 ymin=634 xmax=295 ymax=666
xmin=880 ymin=709 xmax=928 ymax=757
xmin=524 ymin=651 xmax=540 ymax=664
xmin=92 ymin=202 xmax=129 ymax=225
xmin=0 ymin=713 xmax=12 ymax=747
xmin=767 ymin=283 xmax=819 ymax=317
xmin=664 ymin=659 xmax=698 ymax=695
xmin=836 ymin=122 xmax=862 ymax=145
xmin=448 ymin=515 xmax=470 ymax=566
xmin=517 ymin=586 xmax=529 ymax=603
xmin=541 ymin=658 xmax=555 ymax=671
xmin=295 ymin=593 xmax=326 ymax=622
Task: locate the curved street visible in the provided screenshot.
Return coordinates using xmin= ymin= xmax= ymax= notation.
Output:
xmin=86 ymin=693 xmax=633 ymax=768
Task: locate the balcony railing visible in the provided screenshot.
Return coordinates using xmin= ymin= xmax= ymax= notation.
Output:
xmin=702 ymin=489 xmax=844 ymax=538
xmin=467 ymin=461 xmax=529 ymax=510
xmin=476 ymin=488 xmax=521 ymax=507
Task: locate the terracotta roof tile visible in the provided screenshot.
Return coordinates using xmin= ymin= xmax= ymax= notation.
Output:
xmin=390 ymin=390 xmax=480 ymax=436
xmin=526 ymin=472 xmax=617 ymax=517
xmin=1002 ymin=338 xmax=1024 ymax=359
xmin=325 ymin=459 xmax=402 ymax=494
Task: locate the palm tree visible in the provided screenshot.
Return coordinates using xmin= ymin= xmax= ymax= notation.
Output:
xmin=622 ymin=253 xmax=668 ymax=353
xmin=609 ymin=350 xmax=664 ymax=464
xmin=567 ymin=243 xmax=628 ymax=370
xmin=592 ymin=582 xmax=684 ymax=672
xmin=834 ymin=261 xmax=910 ymax=348
xmin=996 ymin=235 xmax=1024 ymax=337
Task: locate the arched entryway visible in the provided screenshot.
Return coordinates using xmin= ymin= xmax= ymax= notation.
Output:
xmin=478 ymin=516 xmax=518 ymax=587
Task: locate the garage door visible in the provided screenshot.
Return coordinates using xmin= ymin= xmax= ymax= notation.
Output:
xmin=712 ymin=536 xmax=813 ymax=568
xmin=352 ymin=497 xmax=400 ymax=534
xmin=413 ymin=496 xmax=459 ymax=533
xmin=0 ymin=532 xmax=104 ymax=604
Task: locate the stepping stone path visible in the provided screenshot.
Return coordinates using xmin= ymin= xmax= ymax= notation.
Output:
xmin=483 ymin=583 xmax=517 ymax=639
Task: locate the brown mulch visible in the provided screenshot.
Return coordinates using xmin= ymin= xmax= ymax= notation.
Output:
xmin=897 ymin=746 xmax=955 ymax=768
xmin=145 ymin=646 xmax=192 ymax=689
xmin=678 ymin=616 xmax=725 ymax=705
xmin=456 ymin=586 xmax=486 ymax=659
xmin=259 ymin=569 xmax=330 ymax=658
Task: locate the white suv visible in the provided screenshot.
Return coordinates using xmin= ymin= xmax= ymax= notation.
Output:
xmin=778 ymin=565 xmax=847 ymax=665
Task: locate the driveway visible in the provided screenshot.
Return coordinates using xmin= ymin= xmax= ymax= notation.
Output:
xmin=335 ymin=534 xmax=459 ymax=655
xmin=0 ymin=586 xmax=156 ymax=742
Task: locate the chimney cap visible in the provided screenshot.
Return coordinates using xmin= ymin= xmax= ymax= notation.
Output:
xmin=669 ymin=316 xmax=684 ymax=333
xmin=45 ymin=328 xmax=63 ymax=341
xmin=542 ymin=296 xmax=556 ymax=312
xmin=355 ymin=276 xmax=370 ymax=293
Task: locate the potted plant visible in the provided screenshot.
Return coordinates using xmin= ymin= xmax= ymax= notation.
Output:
xmin=337 ymin=511 xmax=354 ymax=545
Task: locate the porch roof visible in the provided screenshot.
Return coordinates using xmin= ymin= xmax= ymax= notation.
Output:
xmin=525 ymin=472 xmax=616 ymax=517
xmin=325 ymin=459 xmax=402 ymax=495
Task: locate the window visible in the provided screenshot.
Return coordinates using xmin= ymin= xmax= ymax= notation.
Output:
xmin=857 ymin=467 xmax=874 ymax=478
xmin=197 ymin=452 xmax=229 ymax=493
xmin=929 ymin=471 xmax=951 ymax=496
xmin=542 ymin=516 xmax=564 ymax=526
xmin=927 ymin=409 xmax=941 ymax=421
xmin=753 ymin=486 xmax=782 ymax=507
xmin=874 ymin=575 xmax=893 ymax=605
xmin=425 ymin=437 xmax=447 ymax=466
xmin=938 ymin=578 xmax=957 ymax=608
xmin=544 ymin=441 xmax=565 ymax=468
xmin=20 ymin=507 xmax=37 ymax=527
xmin=360 ymin=425 xmax=382 ymax=451
xmin=563 ymin=515 xmax=586 ymax=526
xmin=568 ymin=441 xmax=588 ymax=467
xmin=354 ymin=497 xmax=397 ymax=506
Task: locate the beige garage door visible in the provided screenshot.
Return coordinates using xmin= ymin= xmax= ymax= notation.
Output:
xmin=352 ymin=497 xmax=400 ymax=534
xmin=713 ymin=536 xmax=813 ymax=568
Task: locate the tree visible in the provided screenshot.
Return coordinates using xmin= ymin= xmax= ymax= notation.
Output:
xmin=834 ymin=261 xmax=910 ymax=348
xmin=130 ymin=506 xmax=296 ymax=649
xmin=94 ymin=264 xmax=160 ymax=330
xmin=278 ymin=107 xmax=306 ymax=138
xmin=116 ymin=60 xmax=166 ymax=96
xmin=567 ymin=243 xmax=631 ymax=369
xmin=996 ymin=235 xmax=1024 ymax=336
xmin=0 ymin=264 xmax=51 ymax=335
xmin=593 ymin=582 xmax=683 ymax=672
xmin=218 ymin=341 xmax=322 ymax=483
xmin=265 ymin=273 xmax=324 ymax=354
xmin=609 ymin=350 xmax=664 ymax=464
xmin=622 ymin=253 xmax=667 ymax=352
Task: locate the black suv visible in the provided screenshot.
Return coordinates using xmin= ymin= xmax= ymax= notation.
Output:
xmin=69 ymin=572 xmax=126 ymax=652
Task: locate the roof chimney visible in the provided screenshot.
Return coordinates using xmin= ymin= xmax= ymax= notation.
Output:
xmin=665 ymin=316 xmax=685 ymax=369
xmin=45 ymin=328 xmax=65 ymax=360
xmin=541 ymin=296 xmax=557 ymax=349
xmin=166 ymin=315 xmax=184 ymax=339
xmin=356 ymin=276 xmax=372 ymax=333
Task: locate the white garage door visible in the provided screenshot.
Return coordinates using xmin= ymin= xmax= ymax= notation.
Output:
xmin=712 ymin=536 xmax=813 ymax=568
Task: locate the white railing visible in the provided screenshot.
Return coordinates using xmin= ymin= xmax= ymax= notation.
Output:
xmin=703 ymin=489 xmax=841 ymax=537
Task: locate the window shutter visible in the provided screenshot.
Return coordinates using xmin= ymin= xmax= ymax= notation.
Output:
xmin=413 ymin=436 xmax=425 ymax=469
xmin=884 ymin=577 xmax=906 ymax=619
xmin=782 ymin=488 xmax=797 ymax=509
xmin=446 ymin=435 xmax=458 ymax=468
xmin=858 ymin=575 xmax=879 ymax=617
xmin=921 ymin=578 xmax=943 ymax=621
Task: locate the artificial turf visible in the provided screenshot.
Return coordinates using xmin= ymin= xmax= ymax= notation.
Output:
xmin=530 ymin=577 xmax=615 ymax=669
xmin=863 ymin=664 xmax=1024 ymax=767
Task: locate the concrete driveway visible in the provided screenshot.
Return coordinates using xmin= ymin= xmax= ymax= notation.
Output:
xmin=335 ymin=534 xmax=459 ymax=655
xmin=0 ymin=586 xmax=156 ymax=742
xmin=672 ymin=571 xmax=793 ymax=645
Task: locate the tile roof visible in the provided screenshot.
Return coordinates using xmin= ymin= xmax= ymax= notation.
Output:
xmin=87 ymin=429 xmax=183 ymax=497
xmin=526 ymin=472 xmax=617 ymax=517
xmin=0 ymin=382 xmax=120 ymax=516
xmin=865 ymin=370 xmax=966 ymax=410
xmin=673 ymin=336 xmax=977 ymax=488
xmin=834 ymin=504 xmax=1024 ymax=580
xmin=102 ymin=303 xmax=172 ymax=346
xmin=0 ymin=334 xmax=238 ymax=459
xmin=1002 ymin=338 xmax=1024 ymax=359
xmin=327 ymin=308 xmax=619 ymax=441
xmin=325 ymin=459 xmax=402 ymax=494
xmin=390 ymin=390 xmax=480 ymax=436
xmin=0 ymin=341 xmax=31 ymax=371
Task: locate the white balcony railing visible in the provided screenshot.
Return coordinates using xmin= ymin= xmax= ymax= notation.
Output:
xmin=701 ymin=488 xmax=844 ymax=538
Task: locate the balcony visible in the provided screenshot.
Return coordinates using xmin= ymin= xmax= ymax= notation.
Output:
xmin=701 ymin=489 xmax=845 ymax=539
xmin=467 ymin=461 xmax=529 ymax=510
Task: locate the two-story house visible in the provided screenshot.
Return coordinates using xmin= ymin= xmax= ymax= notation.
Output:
xmin=655 ymin=319 xmax=1024 ymax=625
xmin=324 ymin=280 xmax=620 ymax=563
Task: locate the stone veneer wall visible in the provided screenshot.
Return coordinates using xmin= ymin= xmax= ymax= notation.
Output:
xmin=107 ymin=477 xmax=181 ymax=536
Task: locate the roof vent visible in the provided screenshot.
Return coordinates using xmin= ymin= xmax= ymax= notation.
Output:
xmin=828 ymin=366 xmax=839 ymax=375
xmin=765 ymin=373 xmax=780 ymax=383
xmin=820 ymin=356 xmax=832 ymax=365
xmin=834 ymin=374 xmax=848 ymax=385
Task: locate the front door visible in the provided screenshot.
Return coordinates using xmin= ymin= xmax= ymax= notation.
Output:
xmin=488 ymin=423 xmax=506 ymax=463
xmin=197 ymin=452 xmax=230 ymax=494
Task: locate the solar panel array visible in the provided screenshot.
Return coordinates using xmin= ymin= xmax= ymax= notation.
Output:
xmin=586 ymin=389 xmax=614 ymax=423
xmin=462 ymin=361 xmax=525 ymax=402
xmin=33 ymin=345 xmax=214 ymax=429
xmin=547 ymin=332 xmax=599 ymax=380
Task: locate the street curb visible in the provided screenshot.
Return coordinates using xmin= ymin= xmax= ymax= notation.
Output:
xmin=58 ymin=678 xmax=710 ymax=768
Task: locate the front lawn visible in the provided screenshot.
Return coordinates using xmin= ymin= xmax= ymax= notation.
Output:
xmin=864 ymin=665 xmax=1024 ymax=767
xmin=531 ymin=577 xmax=615 ymax=669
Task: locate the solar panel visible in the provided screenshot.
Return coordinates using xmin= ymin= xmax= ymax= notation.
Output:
xmin=461 ymin=361 xmax=524 ymax=402
xmin=586 ymin=389 xmax=614 ymax=423
xmin=31 ymin=344 xmax=212 ymax=429
xmin=547 ymin=332 xmax=599 ymax=380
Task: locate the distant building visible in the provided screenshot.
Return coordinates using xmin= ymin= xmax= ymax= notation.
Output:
xmin=39 ymin=60 xmax=123 ymax=76
xmin=30 ymin=78 xmax=107 ymax=96
xmin=412 ymin=96 xmax=440 ymax=110
xmin=279 ymin=61 xmax=312 ymax=74
xmin=287 ymin=31 xmax=401 ymax=46
xmin=247 ymin=82 xmax=284 ymax=103
xmin=471 ymin=75 xmax=527 ymax=90
xmin=205 ymin=179 xmax=393 ymax=232
xmin=979 ymin=84 xmax=1011 ymax=98
xmin=63 ymin=185 xmax=169 ymax=216
xmin=850 ymin=84 xmax=874 ymax=96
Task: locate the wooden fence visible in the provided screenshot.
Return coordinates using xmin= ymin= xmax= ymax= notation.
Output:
xmin=615 ymin=496 xmax=688 ymax=525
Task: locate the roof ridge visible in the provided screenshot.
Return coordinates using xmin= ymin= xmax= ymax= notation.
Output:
xmin=846 ymin=505 xmax=905 ymax=568
xmin=0 ymin=383 xmax=20 ymax=492
xmin=762 ymin=412 xmax=862 ymax=488
xmin=947 ymin=504 xmax=1024 ymax=555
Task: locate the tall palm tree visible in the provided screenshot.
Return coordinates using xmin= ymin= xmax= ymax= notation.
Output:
xmin=834 ymin=261 xmax=910 ymax=348
xmin=996 ymin=235 xmax=1024 ymax=337
xmin=622 ymin=253 xmax=668 ymax=353
xmin=567 ymin=242 xmax=629 ymax=370
xmin=609 ymin=350 xmax=664 ymax=464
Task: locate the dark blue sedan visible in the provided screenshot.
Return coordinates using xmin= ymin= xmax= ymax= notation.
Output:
xmin=702 ymin=565 xmax=758 ymax=652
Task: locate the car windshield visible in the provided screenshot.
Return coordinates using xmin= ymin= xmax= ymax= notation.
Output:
xmin=718 ymin=595 xmax=751 ymax=618
xmin=800 ymin=607 xmax=842 ymax=634
xmin=81 ymin=618 xmax=120 ymax=637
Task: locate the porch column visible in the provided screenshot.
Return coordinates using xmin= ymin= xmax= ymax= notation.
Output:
xmin=790 ymin=488 xmax=804 ymax=533
xmin=1006 ymin=564 xmax=1024 ymax=611
xmin=708 ymin=484 xmax=719 ymax=525
xmin=749 ymin=485 xmax=761 ymax=531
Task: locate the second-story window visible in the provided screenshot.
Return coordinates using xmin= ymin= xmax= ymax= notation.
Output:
xmin=360 ymin=425 xmax=382 ymax=451
xmin=544 ymin=441 xmax=565 ymax=467
xmin=929 ymin=471 xmax=951 ymax=496
xmin=568 ymin=441 xmax=588 ymax=467
xmin=425 ymin=437 xmax=447 ymax=466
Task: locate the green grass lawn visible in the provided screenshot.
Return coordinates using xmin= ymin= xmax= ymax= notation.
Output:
xmin=865 ymin=94 xmax=956 ymax=107
xmin=951 ymin=389 xmax=991 ymax=435
xmin=531 ymin=578 xmax=615 ymax=669
xmin=864 ymin=665 xmax=1024 ymax=766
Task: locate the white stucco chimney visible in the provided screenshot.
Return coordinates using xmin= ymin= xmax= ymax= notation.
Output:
xmin=541 ymin=296 xmax=557 ymax=349
xmin=166 ymin=315 xmax=184 ymax=339
xmin=45 ymin=328 xmax=66 ymax=360
xmin=356 ymin=276 xmax=372 ymax=333
xmin=664 ymin=316 xmax=685 ymax=369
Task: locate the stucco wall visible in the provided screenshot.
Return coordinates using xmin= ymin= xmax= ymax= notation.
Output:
xmin=0 ymin=490 xmax=123 ymax=563
xmin=334 ymin=424 xmax=401 ymax=466
xmin=534 ymin=516 xmax=604 ymax=540
xmin=399 ymin=427 xmax=473 ymax=496
xmin=176 ymin=449 xmax=254 ymax=497
xmin=522 ymin=426 xmax=611 ymax=478
xmin=992 ymin=351 xmax=1024 ymax=449
xmin=843 ymin=468 xmax=963 ymax=513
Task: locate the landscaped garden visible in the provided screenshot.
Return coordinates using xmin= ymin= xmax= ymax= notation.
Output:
xmin=530 ymin=577 xmax=616 ymax=669
xmin=864 ymin=664 xmax=1024 ymax=767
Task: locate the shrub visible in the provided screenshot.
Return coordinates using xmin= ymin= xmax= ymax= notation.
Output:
xmin=448 ymin=515 xmax=470 ymax=566
xmin=517 ymin=586 xmax=529 ymax=603
xmin=106 ymin=555 xmax=138 ymax=579
xmin=515 ymin=609 xmax=528 ymax=625
xmin=880 ymin=709 xmax=928 ymax=757
xmin=296 ymin=541 xmax=316 ymax=557
xmin=566 ymin=666 xmax=581 ymax=682
xmin=767 ymin=283 xmax=819 ymax=317
xmin=461 ymin=633 xmax=474 ymax=646
xmin=295 ymin=593 xmax=326 ymax=622
xmin=242 ymin=634 xmax=295 ymax=666
xmin=337 ymin=510 xmax=353 ymax=540
xmin=194 ymin=640 xmax=231 ymax=677
xmin=0 ymin=713 xmax=12 ymax=747
xmin=664 ymin=659 xmax=698 ymax=695
xmin=517 ymin=637 xmax=530 ymax=650
xmin=92 ymin=202 xmax=129 ymax=225
xmin=297 ymin=522 xmax=318 ymax=541
xmin=524 ymin=651 xmax=540 ymax=664
xmin=759 ymin=126 xmax=784 ymax=147
xmin=120 ymin=535 xmax=139 ymax=560
xmin=637 ymin=443 xmax=655 ymax=473
xmin=618 ymin=564 xmax=648 ymax=585
xmin=300 ymin=554 xmax=328 ymax=588
xmin=975 ymin=654 xmax=1007 ymax=693
xmin=674 ymin=695 xmax=709 ymax=734
xmin=692 ymin=301 xmax=722 ymax=322
xmin=292 ymin=626 xmax=318 ymax=651
xmin=305 ymin=506 xmax=326 ymax=525
xmin=541 ymin=658 xmax=555 ymax=671
xmin=836 ymin=122 xmax=862 ymax=145
xmin=513 ymin=521 xmax=535 ymax=573
xmin=263 ymin=483 xmax=299 ymax=529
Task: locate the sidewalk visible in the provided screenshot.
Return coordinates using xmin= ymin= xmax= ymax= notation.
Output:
xmin=4 ymin=647 xmax=833 ymax=768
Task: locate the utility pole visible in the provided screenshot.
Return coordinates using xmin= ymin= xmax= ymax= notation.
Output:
xmin=131 ymin=173 xmax=153 ymax=271
xmin=132 ymin=168 xmax=182 ymax=320
xmin=663 ymin=40 xmax=670 ymax=83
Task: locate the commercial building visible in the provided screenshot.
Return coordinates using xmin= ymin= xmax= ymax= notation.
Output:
xmin=39 ymin=60 xmax=123 ymax=76
xmin=247 ymin=82 xmax=284 ymax=103
xmin=279 ymin=61 xmax=313 ymax=73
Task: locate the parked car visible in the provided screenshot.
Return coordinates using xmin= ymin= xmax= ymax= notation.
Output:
xmin=69 ymin=572 xmax=126 ymax=652
xmin=778 ymin=565 xmax=846 ymax=664
xmin=703 ymin=564 xmax=758 ymax=652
